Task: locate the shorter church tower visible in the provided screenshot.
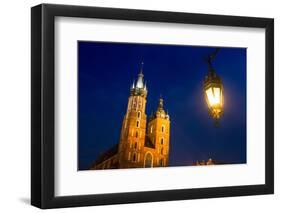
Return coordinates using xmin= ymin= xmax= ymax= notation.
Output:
xmin=147 ymin=97 xmax=170 ymax=167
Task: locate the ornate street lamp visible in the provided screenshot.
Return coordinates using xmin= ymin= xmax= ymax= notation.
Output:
xmin=203 ymin=49 xmax=224 ymax=123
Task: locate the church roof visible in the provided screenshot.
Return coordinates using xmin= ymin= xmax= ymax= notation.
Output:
xmin=92 ymin=144 xmax=118 ymax=166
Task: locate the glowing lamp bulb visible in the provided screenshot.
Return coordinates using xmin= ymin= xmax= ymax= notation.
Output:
xmin=204 ymin=73 xmax=224 ymax=120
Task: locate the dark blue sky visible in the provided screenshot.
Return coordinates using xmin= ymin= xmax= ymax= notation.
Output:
xmin=78 ymin=41 xmax=246 ymax=170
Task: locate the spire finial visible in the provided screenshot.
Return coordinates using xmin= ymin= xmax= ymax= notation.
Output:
xmin=136 ymin=62 xmax=144 ymax=88
xmin=139 ymin=61 xmax=144 ymax=75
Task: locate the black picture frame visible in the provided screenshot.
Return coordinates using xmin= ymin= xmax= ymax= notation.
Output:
xmin=31 ymin=3 xmax=274 ymax=209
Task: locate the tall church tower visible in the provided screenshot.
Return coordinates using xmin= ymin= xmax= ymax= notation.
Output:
xmin=147 ymin=97 xmax=170 ymax=167
xmin=91 ymin=63 xmax=171 ymax=170
xmin=118 ymin=65 xmax=148 ymax=168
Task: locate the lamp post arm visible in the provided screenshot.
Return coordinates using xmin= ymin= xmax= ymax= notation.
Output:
xmin=206 ymin=48 xmax=220 ymax=74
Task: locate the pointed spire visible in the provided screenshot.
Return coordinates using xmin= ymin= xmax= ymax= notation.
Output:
xmin=158 ymin=95 xmax=164 ymax=111
xmin=138 ymin=62 xmax=144 ymax=77
xmin=131 ymin=81 xmax=135 ymax=89
xmin=165 ymin=109 xmax=170 ymax=120
xmin=140 ymin=62 xmax=144 ymax=74
xmin=129 ymin=62 xmax=148 ymax=97
xmin=136 ymin=62 xmax=144 ymax=88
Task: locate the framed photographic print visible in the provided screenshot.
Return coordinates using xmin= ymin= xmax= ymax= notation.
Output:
xmin=31 ymin=4 xmax=274 ymax=209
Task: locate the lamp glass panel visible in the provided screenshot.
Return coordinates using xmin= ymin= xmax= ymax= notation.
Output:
xmin=206 ymin=87 xmax=221 ymax=107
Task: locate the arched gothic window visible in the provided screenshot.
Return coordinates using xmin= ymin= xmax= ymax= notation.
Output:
xmin=128 ymin=152 xmax=131 ymax=160
xmin=159 ymin=158 xmax=164 ymax=166
xmin=133 ymin=101 xmax=136 ymax=109
xmin=132 ymin=153 xmax=136 ymax=162
xmin=144 ymin=152 xmax=153 ymax=168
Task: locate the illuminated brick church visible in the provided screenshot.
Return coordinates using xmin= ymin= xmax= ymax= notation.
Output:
xmin=91 ymin=65 xmax=170 ymax=169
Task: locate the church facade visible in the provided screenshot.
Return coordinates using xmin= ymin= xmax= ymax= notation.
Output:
xmin=91 ymin=66 xmax=170 ymax=170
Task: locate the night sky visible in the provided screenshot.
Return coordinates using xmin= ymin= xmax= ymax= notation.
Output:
xmin=78 ymin=41 xmax=246 ymax=170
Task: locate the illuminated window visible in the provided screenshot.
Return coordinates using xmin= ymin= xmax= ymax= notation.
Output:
xmin=150 ymin=126 xmax=153 ymax=133
xmin=136 ymin=121 xmax=140 ymax=128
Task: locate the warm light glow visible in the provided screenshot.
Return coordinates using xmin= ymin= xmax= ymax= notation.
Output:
xmin=204 ymin=81 xmax=224 ymax=120
xmin=206 ymin=87 xmax=221 ymax=107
